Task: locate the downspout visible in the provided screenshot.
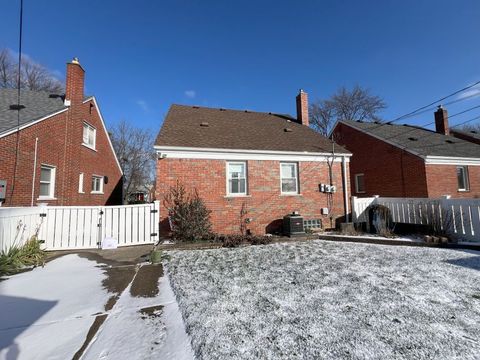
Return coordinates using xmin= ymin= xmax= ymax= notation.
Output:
xmin=342 ymin=156 xmax=349 ymax=222
xmin=31 ymin=137 xmax=39 ymax=206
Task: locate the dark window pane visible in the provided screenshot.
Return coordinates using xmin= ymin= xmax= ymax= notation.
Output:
xmin=39 ymin=183 xmax=50 ymax=196
xmin=282 ymin=179 xmax=297 ymax=193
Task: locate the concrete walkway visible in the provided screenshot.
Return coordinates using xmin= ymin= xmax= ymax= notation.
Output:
xmin=1 ymin=246 xmax=193 ymax=360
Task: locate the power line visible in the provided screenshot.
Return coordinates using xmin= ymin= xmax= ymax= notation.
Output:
xmin=386 ymin=80 xmax=480 ymax=125
xmin=357 ymin=80 xmax=480 ymax=136
xmin=389 ymin=91 xmax=480 ymax=122
xmin=9 ymin=0 xmax=24 ymax=205
xmin=381 ymin=103 xmax=480 ymax=142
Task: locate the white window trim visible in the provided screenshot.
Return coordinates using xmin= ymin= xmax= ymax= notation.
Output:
xmin=82 ymin=122 xmax=97 ymax=150
xmin=91 ymin=175 xmax=104 ymax=194
xmin=280 ymin=162 xmax=299 ymax=195
xmin=355 ymin=173 xmax=365 ymax=194
xmin=79 ymin=173 xmax=84 ymax=193
xmin=38 ymin=164 xmax=56 ymax=200
xmin=457 ymin=166 xmax=470 ymax=192
xmin=226 ymin=161 xmax=248 ymax=196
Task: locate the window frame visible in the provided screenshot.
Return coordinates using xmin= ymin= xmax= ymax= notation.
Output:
xmin=457 ymin=166 xmax=470 ymax=191
xmin=91 ymin=175 xmax=104 ymax=194
xmin=226 ymin=161 xmax=248 ymax=196
xmin=280 ymin=162 xmax=299 ymax=195
xmin=82 ymin=122 xmax=96 ymax=150
xmin=38 ymin=164 xmax=56 ymax=199
xmin=355 ymin=173 xmax=365 ymax=194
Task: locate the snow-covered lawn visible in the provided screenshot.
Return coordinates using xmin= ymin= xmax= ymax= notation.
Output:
xmin=167 ymin=240 xmax=480 ymax=360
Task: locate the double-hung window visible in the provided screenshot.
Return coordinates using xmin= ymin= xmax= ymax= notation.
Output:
xmin=227 ymin=162 xmax=247 ymax=196
xmin=82 ymin=122 xmax=96 ymax=149
xmin=280 ymin=162 xmax=299 ymax=194
xmin=39 ymin=165 xmax=56 ymax=199
xmin=91 ymin=175 xmax=104 ymax=194
xmin=457 ymin=166 xmax=469 ymax=191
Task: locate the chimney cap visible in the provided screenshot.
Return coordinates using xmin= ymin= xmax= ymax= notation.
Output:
xmin=71 ymin=57 xmax=80 ymax=64
xmin=437 ymin=104 xmax=443 ymax=110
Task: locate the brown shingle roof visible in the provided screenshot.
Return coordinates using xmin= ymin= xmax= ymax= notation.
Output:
xmin=155 ymin=104 xmax=349 ymax=154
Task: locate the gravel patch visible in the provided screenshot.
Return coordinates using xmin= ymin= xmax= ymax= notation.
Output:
xmin=166 ymin=240 xmax=480 ymax=360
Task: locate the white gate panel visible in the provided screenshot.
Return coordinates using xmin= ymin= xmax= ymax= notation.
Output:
xmin=0 ymin=201 xmax=160 ymax=251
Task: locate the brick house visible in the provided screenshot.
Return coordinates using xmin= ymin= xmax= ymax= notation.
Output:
xmin=0 ymin=58 xmax=123 ymax=206
xmin=155 ymin=91 xmax=352 ymax=235
xmin=331 ymin=106 xmax=480 ymax=199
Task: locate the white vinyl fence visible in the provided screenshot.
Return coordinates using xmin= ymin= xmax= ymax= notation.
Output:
xmin=0 ymin=201 xmax=160 ymax=251
xmin=351 ymin=196 xmax=480 ymax=242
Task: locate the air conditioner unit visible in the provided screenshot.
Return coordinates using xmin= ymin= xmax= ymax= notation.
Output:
xmin=283 ymin=213 xmax=305 ymax=237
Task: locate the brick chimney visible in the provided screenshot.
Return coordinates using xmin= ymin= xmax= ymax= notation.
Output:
xmin=434 ymin=105 xmax=449 ymax=135
xmin=65 ymin=57 xmax=85 ymax=105
xmin=296 ymin=89 xmax=309 ymax=126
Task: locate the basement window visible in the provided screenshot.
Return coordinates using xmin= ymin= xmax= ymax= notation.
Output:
xmin=355 ymin=173 xmax=365 ymax=193
xmin=227 ymin=162 xmax=247 ymax=196
xmin=457 ymin=166 xmax=469 ymax=191
xmin=82 ymin=122 xmax=96 ymax=150
xmin=39 ymin=165 xmax=56 ymax=199
xmin=91 ymin=175 xmax=104 ymax=194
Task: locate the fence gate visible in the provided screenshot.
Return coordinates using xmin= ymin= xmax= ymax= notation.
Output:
xmin=0 ymin=201 xmax=160 ymax=251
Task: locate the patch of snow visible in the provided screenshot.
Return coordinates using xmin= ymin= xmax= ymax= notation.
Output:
xmin=82 ymin=267 xmax=194 ymax=360
xmin=167 ymin=240 xmax=480 ymax=360
xmin=0 ymin=254 xmax=110 ymax=360
xmin=322 ymin=232 xmax=424 ymax=242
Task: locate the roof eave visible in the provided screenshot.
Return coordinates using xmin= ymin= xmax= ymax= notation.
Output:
xmin=154 ymin=145 xmax=352 ymax=157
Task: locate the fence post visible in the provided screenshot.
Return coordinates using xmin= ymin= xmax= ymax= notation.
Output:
xmin=152 ymin=200 xmax=160 ymax=244
xmin=97 ymin=206 xmax=104 ymax=249
xmin=351 ymin=196 xmax=358 ymax=222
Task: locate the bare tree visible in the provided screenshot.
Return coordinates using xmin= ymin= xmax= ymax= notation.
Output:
xmin=0 ymin=49 xmax=15 ymax=88
xmin=110 ymin=120 xmax=156 ymax=204
xmin=460 ymin=122 xmax=480 ymax=133
xmin=309 ymin=85 xmax=386 ymax=136
xmin=0 ymin=48 xmax=63 ymax=93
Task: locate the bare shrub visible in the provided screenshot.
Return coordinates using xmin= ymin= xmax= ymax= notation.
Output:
xmin=368 ymin=204 xmax=395 ymax=237
xmin=163 ymin=181 xmax=212 ymax=242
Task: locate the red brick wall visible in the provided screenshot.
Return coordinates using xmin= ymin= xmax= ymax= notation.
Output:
xmin=0 ymin=99 xmax=123 ymax=206
xmin=332 ymin=123 xmax=429 ymax=197
xmin=425 ymin=165 xmax=480 ymax=198
xmin=156 ymin=158 xmax=349 ymax=235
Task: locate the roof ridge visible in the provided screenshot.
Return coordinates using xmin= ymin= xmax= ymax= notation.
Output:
xmin=171 ymin=103 xmax=296 ymax=119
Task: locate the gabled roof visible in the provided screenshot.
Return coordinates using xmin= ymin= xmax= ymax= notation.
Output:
xmin=155 ymin=104 xmax=350 ymax=154
xmin=338 ymin=119 xmax=480 ymax=159
xmin=0 ymin=89 xmax=68 ymax=136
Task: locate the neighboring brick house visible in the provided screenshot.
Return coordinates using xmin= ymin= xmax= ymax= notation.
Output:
xmin=155 ymin=91 xmax=352 ymax=235
xmin=0 ymin=58 xmax=123 ymax=207
xmin=331 ymin=107 xmax=480 ymax=199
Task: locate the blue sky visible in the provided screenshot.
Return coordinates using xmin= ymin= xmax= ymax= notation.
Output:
xmin=1 ymin=0 xmax=479 ymax=133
